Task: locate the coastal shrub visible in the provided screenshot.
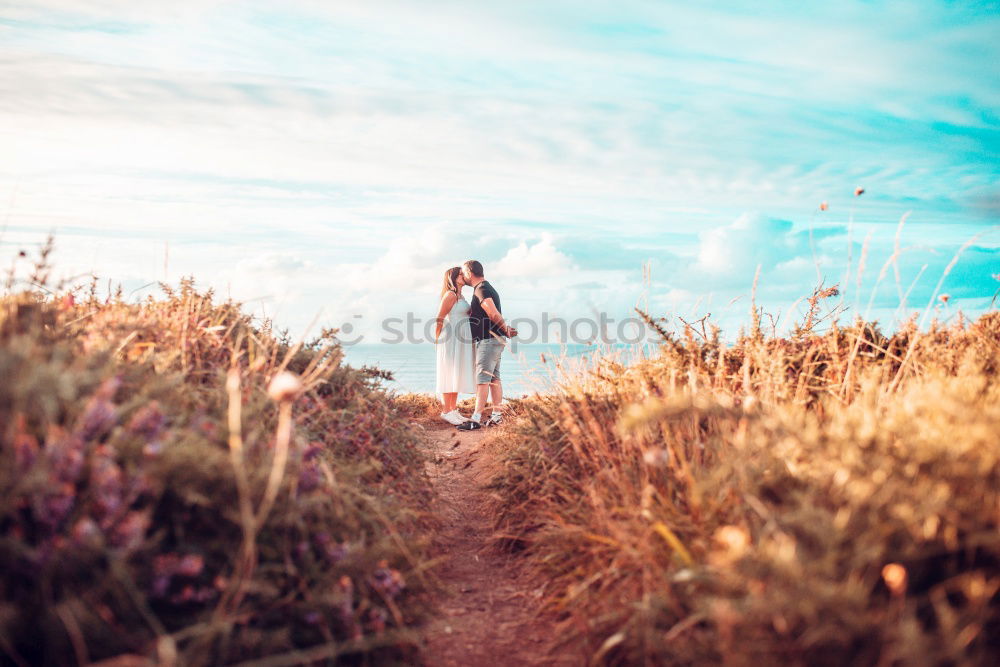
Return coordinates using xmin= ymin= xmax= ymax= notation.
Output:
xmin=0 ymin=274 xmax=433 ymax=665
xmin=488 ymin=298 xmax=1000 ymax=665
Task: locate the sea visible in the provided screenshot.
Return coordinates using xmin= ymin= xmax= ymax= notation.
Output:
xmin=340 ymin=342 xmax=656 ymax=397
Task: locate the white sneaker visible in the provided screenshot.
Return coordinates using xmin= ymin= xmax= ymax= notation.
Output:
xmin=440 ymin=410 xmax=466 ymax=426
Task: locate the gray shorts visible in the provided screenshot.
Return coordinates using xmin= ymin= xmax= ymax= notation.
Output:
xmin=475 ymin=338 xmax=503 ymax=384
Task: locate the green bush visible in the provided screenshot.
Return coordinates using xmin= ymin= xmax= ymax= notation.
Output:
xmin=0 ymin=279 xmax=433 ymax=665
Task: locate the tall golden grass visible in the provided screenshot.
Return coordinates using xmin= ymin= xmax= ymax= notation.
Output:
xmin=486 ymin=292 xmax=1000 ymax=664
xmin=0 ymin=245 xmax=433 ymax=665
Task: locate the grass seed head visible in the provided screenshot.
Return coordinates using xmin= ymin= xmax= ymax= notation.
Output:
xmin=267 ymin=371 xmax=303 ymax=402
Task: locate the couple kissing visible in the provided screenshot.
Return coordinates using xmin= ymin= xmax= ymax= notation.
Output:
xmin=434 ymin=260 xmax=518 ymax=430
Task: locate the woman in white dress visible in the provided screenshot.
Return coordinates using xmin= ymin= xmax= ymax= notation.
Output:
xmin=434 ymin=266 xmax=476 ymax=425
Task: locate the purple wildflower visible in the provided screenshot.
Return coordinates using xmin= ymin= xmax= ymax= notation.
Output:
xmin=45 ymin=429 xmax=85 ymax=484
xmin=298 ymin=463 xmax=322 ymax=494
xmin=127 ymin=401 xmax=166 ymax=439
xmin=77 ymin=377 xmax=121 ymax=440
xmin=90 ymin=446 xmax=124 ymax=524
xmin=36 ymin=483 xmax=76 ymax=528
xmin=371 ymin=560 xmax=406 ymax=599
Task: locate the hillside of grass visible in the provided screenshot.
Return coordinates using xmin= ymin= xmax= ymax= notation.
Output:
xmin=485 ymin=297 xmax=1000 ymax=664
xmin=0 ymin=275 xmax=434 ymax=665
xmin=5 ymin=242 xmax=998 ymax=666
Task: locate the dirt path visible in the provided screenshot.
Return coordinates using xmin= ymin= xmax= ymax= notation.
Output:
xmin=417 ymin=421 xmax=580 ymax=666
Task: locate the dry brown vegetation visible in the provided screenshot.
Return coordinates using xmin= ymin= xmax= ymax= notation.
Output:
xmin=0 ymin=250 xmax=434 ymax=665
xmin=5 ymin=238 xmax=998 ymax=666
xmin=486 ymin=298 xmax=1000 ymax=664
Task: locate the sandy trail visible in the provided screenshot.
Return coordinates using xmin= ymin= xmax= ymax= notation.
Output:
xmin=417 ymin=421 xmax=580 ymax=666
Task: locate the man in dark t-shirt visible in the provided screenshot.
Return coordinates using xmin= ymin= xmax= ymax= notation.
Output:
xmin=457 ymin=260 xmax=517 ymax=430
xmin=468 ymin=280 xmax=504 ymax=342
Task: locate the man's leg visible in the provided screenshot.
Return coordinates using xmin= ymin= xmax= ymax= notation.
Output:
xmin=461 ymin=339 xmax=502 ymax=428
xmin=490 ymin=344 xmax=507 ymax=419
xmin=488 ymin=380 xmax=502 ymax=418
xmin=473 ymin=383 xmax=490 ymax=419
xmin=490 ymin=378 xmax=503 ymax=410
xmin=472 ymin=340 xmax=499 ymax=423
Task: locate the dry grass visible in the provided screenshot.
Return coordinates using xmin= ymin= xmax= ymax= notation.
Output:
xmin=0 ymin=246 xmax=434 ymax=665
xmin=486 ymin=295 xmax=1000 ymax=665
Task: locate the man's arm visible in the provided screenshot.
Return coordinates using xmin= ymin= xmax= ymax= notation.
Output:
xmin=479 ymin=298 xmax=517 ymax=337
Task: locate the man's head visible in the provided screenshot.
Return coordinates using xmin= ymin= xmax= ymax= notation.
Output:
xmin=462 ymin=260 xmax=484 ymax=283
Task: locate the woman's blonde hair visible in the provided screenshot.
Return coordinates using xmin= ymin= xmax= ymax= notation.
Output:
xmin=441 ymin=266 xmax=462 ymax=297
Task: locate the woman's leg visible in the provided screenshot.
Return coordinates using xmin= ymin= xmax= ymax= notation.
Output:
xmin=441 ymin=392 xmax=457 ymax=412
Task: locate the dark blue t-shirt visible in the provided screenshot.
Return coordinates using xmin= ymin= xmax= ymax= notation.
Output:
xmin=469 ymin=280 xmax=504 ymax=342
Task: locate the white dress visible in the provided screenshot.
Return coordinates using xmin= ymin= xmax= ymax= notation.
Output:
xmin=435 ymin=292 xmax=476 ymax=395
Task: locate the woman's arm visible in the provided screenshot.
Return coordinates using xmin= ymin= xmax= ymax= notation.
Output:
xmin=434 ymin=292 xmax=458 ymax=342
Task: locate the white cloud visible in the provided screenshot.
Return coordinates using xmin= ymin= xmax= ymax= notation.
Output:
xmin=218 ymin=251 xmax=313 ymax=303
xmin=694 ymin=213 xmax=805 ymax=279
xmin=492 ymin=234 xmax=575 ymax=280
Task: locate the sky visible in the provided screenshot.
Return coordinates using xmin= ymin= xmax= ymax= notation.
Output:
xmin=2 ymin=0 xmax=998 ymax=345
